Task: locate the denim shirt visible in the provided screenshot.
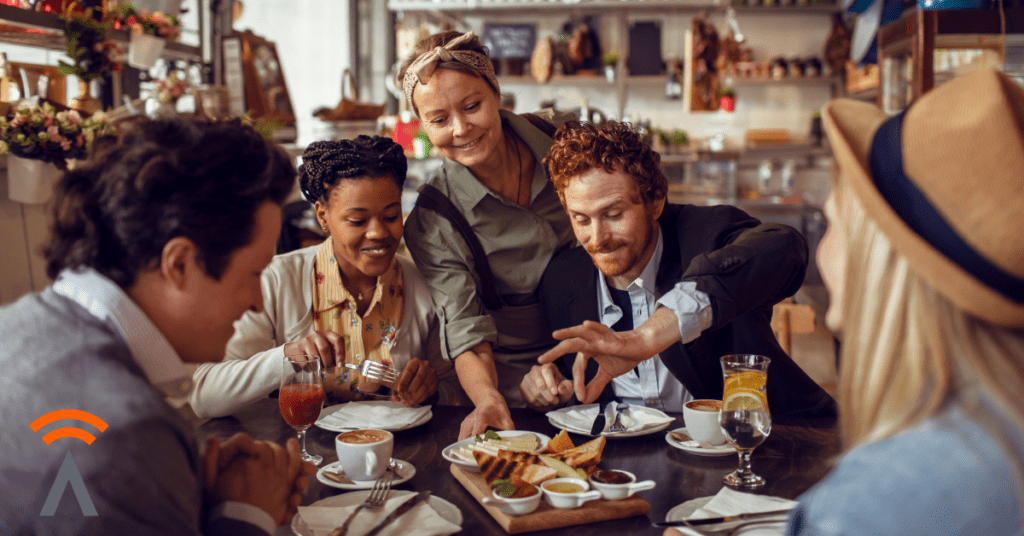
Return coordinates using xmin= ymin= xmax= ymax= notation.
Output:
xmin=787 ymin=397 xmax=1024 ymax=536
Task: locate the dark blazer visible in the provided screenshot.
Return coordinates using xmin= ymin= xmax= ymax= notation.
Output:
xmin=540 ymin=203 xmax=837 ymax=420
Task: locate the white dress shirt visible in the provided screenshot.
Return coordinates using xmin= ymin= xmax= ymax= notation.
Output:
xmin=53 ymin=268 xmax=276 ymax=535
xmin=596 ymin=229 xmax=713 ymax=413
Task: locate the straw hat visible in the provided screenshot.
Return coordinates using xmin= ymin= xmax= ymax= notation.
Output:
xmin=822 ymin=68 xmax=1024 ymax=327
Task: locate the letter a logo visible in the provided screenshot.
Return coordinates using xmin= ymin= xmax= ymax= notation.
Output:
xmin=31 ymin=409 xmax=108 ymax=517
xmin=40 ymin=452 xmax=97 ymax=516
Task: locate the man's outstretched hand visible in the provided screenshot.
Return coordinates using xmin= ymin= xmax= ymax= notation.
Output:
xmin=536 ymin=320 xmax=648 ymax=404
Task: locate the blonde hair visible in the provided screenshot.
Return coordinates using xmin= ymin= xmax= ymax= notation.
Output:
xmin=833 ymin=172 xmax=1024 ymax=450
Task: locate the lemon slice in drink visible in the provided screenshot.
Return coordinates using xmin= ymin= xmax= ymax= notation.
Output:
xmin=724 ymin=371 xmax=767 ymax=394
xmin=723 ymin=391 xmax=768 ymax=412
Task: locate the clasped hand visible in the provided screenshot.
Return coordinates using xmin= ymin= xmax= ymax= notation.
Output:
xmin=203 ymin=433 xmax=317 ymax=525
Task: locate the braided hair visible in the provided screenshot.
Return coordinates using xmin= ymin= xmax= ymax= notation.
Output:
xmin=299 ymin=136 xmax=407 ymax=202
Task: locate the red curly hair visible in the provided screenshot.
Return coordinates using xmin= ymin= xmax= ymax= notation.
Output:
xmin=544 ymin=120 xmax=667 ymax=206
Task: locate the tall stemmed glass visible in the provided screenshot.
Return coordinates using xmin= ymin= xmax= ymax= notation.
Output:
xmin=719 ymin=354 xmax=772 ymax=489
xmin=279 ymin=354 xmax=325 ymax=465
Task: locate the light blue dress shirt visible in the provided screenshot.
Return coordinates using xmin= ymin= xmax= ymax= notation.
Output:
xmin=597 ymin=229 xmax=713 ymax=413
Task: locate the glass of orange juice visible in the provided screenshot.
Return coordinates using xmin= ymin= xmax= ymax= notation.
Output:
xmin=719 ymin=354 xmax=771 ymax=488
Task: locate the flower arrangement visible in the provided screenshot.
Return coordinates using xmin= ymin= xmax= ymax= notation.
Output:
xmin=155 ymin=72 xmax=189 ymax=103
xmin=116 ymin=3 xmax=181 ymax=42
xmin=0 ymin=103 xmax=115 ymax=168
xmin=57 ymin=5 xmax=124 ymax=82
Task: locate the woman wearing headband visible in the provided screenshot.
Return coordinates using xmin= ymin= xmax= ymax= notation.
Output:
xmin=399 ymin=31 xmax=576 ymax=438
xmin=666 ymin=68 xmax=1024 ymax=536
xmin=190 ymin=136 xmax=467 ymax=419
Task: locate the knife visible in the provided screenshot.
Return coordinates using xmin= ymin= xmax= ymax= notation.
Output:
xmin=590 ymin=402 xmax=608 ymax=435
xmin=363 ymin=491 xmax=432 ymax=536
xmin=652 ymin=508 xmax=793 ymax=527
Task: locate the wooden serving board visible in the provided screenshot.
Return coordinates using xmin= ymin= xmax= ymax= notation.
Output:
xmin=450 ymin=464 xmax=650 ymax=534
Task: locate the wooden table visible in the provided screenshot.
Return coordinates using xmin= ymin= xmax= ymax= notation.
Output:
xmin=197 ymin=399 xmax=840 ymax=535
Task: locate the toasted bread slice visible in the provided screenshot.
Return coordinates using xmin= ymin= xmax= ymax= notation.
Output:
xmin=474 ymin=449 xmax=542 ymax=486
xmin=520 ymin=464 xmax=557 ymax=485
xmin=551 ymin=436 xmax=606 ymax=469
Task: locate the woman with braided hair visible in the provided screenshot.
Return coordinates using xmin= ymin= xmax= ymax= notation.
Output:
xmin=398 ymin=31 xmax=576 ymax=439
xmin=190 ymin=136 xmax=466 ymax=419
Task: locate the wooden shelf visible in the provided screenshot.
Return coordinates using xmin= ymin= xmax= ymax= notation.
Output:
xmin=388 ymin=0 xmax=837 ymax=13
xmin=731 ymin=75 xmax=840 ymax=87
xmin=0 ymin=5 xmax=201 ymax=62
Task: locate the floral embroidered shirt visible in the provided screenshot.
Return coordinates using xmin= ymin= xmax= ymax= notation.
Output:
xmin=312 ymin=239 xmax=404 ymax=400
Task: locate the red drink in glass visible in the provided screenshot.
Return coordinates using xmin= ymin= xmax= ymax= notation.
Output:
xmin=279 ymin=383 xmax=324 ymax=427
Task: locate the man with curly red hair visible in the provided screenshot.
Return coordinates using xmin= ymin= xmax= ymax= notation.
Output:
xmin=520 ymin=120 xmax=835 ymax=420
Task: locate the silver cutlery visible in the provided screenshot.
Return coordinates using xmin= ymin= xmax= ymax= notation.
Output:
xmin=652 ymin=508 xmax=793 ymax=528
xmin=363 ymin=490 xmax=431 ymax=536
xmin=329 ymin=458 xmax=397 ymax=536
xmin=655 ymin=519 xmax=784 ymax=535
xmin=670 ymin=430 xmax=716 ymax=449
xmin=608 ymin=403 xmax=630 ymax=433
xmin=342 ymin=360 xmax=398 ymax=386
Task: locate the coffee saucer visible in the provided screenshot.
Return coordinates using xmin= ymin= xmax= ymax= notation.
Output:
xmin=316 ymin=458 xmax=416 ymax=490
xmin=664 ymin=427 xmax=735 ymax=456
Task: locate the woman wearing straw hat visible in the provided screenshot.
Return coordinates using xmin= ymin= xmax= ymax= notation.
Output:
xmin=398 ymin=31 xmax=579 ymax=439
xmin=668 ymin=68 xmax=1024 ymax=535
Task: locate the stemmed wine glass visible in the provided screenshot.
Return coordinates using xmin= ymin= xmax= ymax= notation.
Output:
xmin=279 ymin=354 xmax=325 ymax=465
xmin=719 ymin=354 xmax=772 ymax=489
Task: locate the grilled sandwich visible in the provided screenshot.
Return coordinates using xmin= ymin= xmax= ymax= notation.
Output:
xmin=474 ymin=450 xmax=557 ymax=486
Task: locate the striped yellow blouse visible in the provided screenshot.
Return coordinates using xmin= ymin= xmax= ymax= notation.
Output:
xmin=312 ymin=239 xmax=404 ymax=400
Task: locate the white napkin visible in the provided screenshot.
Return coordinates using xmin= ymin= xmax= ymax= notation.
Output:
xmin=671 ymin=487 xmax=796 ymax=536
xmin=318 ymin=401 xmax=431 ymax=430
xmin=297 ymin=494 xmax=461 ymax=536
xmin=546 ymin=403 xmax=674 ymax=435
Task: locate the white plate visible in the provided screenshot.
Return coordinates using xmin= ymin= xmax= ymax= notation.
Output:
xmin=548 ymin=417 xmax=674 ymax=438
xmin=666 ymin=495 xmax=714 ymax=522
xmin=546 ymin=405 xmax=676 ymax=438
xmin=441 ymin=430 xmax=552 ymax=473
xmin=664 ymin=427 xmax=736 ymax=456
xmin=291 ymin=489 xmax=462 ymax=536
xmin=316 ymin=458 xmax=417 ymax=490
xmin=315 ymin=401 xmax=432 ymax=433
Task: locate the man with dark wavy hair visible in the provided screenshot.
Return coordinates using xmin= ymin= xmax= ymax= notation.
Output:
xmin=0 ymin=117 xmax=315 ymax=535
xmin=520 ymin=120 xmax=836 ymax=420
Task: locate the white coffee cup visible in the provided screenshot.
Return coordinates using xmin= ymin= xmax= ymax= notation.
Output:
xmin=335 ymin=429 xmax=393 ymax=481
xmin=683 ymin=399 xmax=726 ymax=446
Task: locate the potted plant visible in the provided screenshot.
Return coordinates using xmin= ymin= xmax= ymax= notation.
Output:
xmin=656 ymin=129 xmax=689 ymax=154
xmin=602 ymin=52 xmax=620 ymax=84
xmin=718 ymin=87 xmax=736 ymax=112
xmin=116 ymin=4 xmax=182 ymax=69
xmin=57 ymin=5 xmax=124 ymax=114
xmin=153 ymin=71 xmax=190 ymax=116
xmin=0 ymin=102 xmax=115 ymax=203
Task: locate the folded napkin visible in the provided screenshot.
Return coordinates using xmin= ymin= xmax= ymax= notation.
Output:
xmin=297 ymin=493 xmax=460 ymax=536
xmin=672 ymin=487 xmax=796 ymax=536
xmin=546 ymin=403 xmax=674 ymax=435
xmin=317 ymin=401 xmax=431 ymax=431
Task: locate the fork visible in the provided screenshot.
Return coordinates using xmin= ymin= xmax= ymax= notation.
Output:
xmin=343 ymin=360 xmax=398 ymax=386
xmin=608 ymin=403 xmax=629 ymax=433
xmin=331 ymin=459 xmax=397 ymax=536
xmin=685 ymin=519 xmax=782 ymax=535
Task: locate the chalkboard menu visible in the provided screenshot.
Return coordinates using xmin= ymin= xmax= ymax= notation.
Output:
xmin=483 ymin=24 xmax=536 ymax=60
xmin=627 ymin=21 xmax=663 ymax=76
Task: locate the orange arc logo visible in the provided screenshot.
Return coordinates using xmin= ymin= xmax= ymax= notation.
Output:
xmin=30 ymin=409 xmax=109 ymax=445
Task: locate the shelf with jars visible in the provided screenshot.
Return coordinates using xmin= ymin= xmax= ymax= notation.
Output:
xmin=390 ymin=0 xmax=842 ymax=120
